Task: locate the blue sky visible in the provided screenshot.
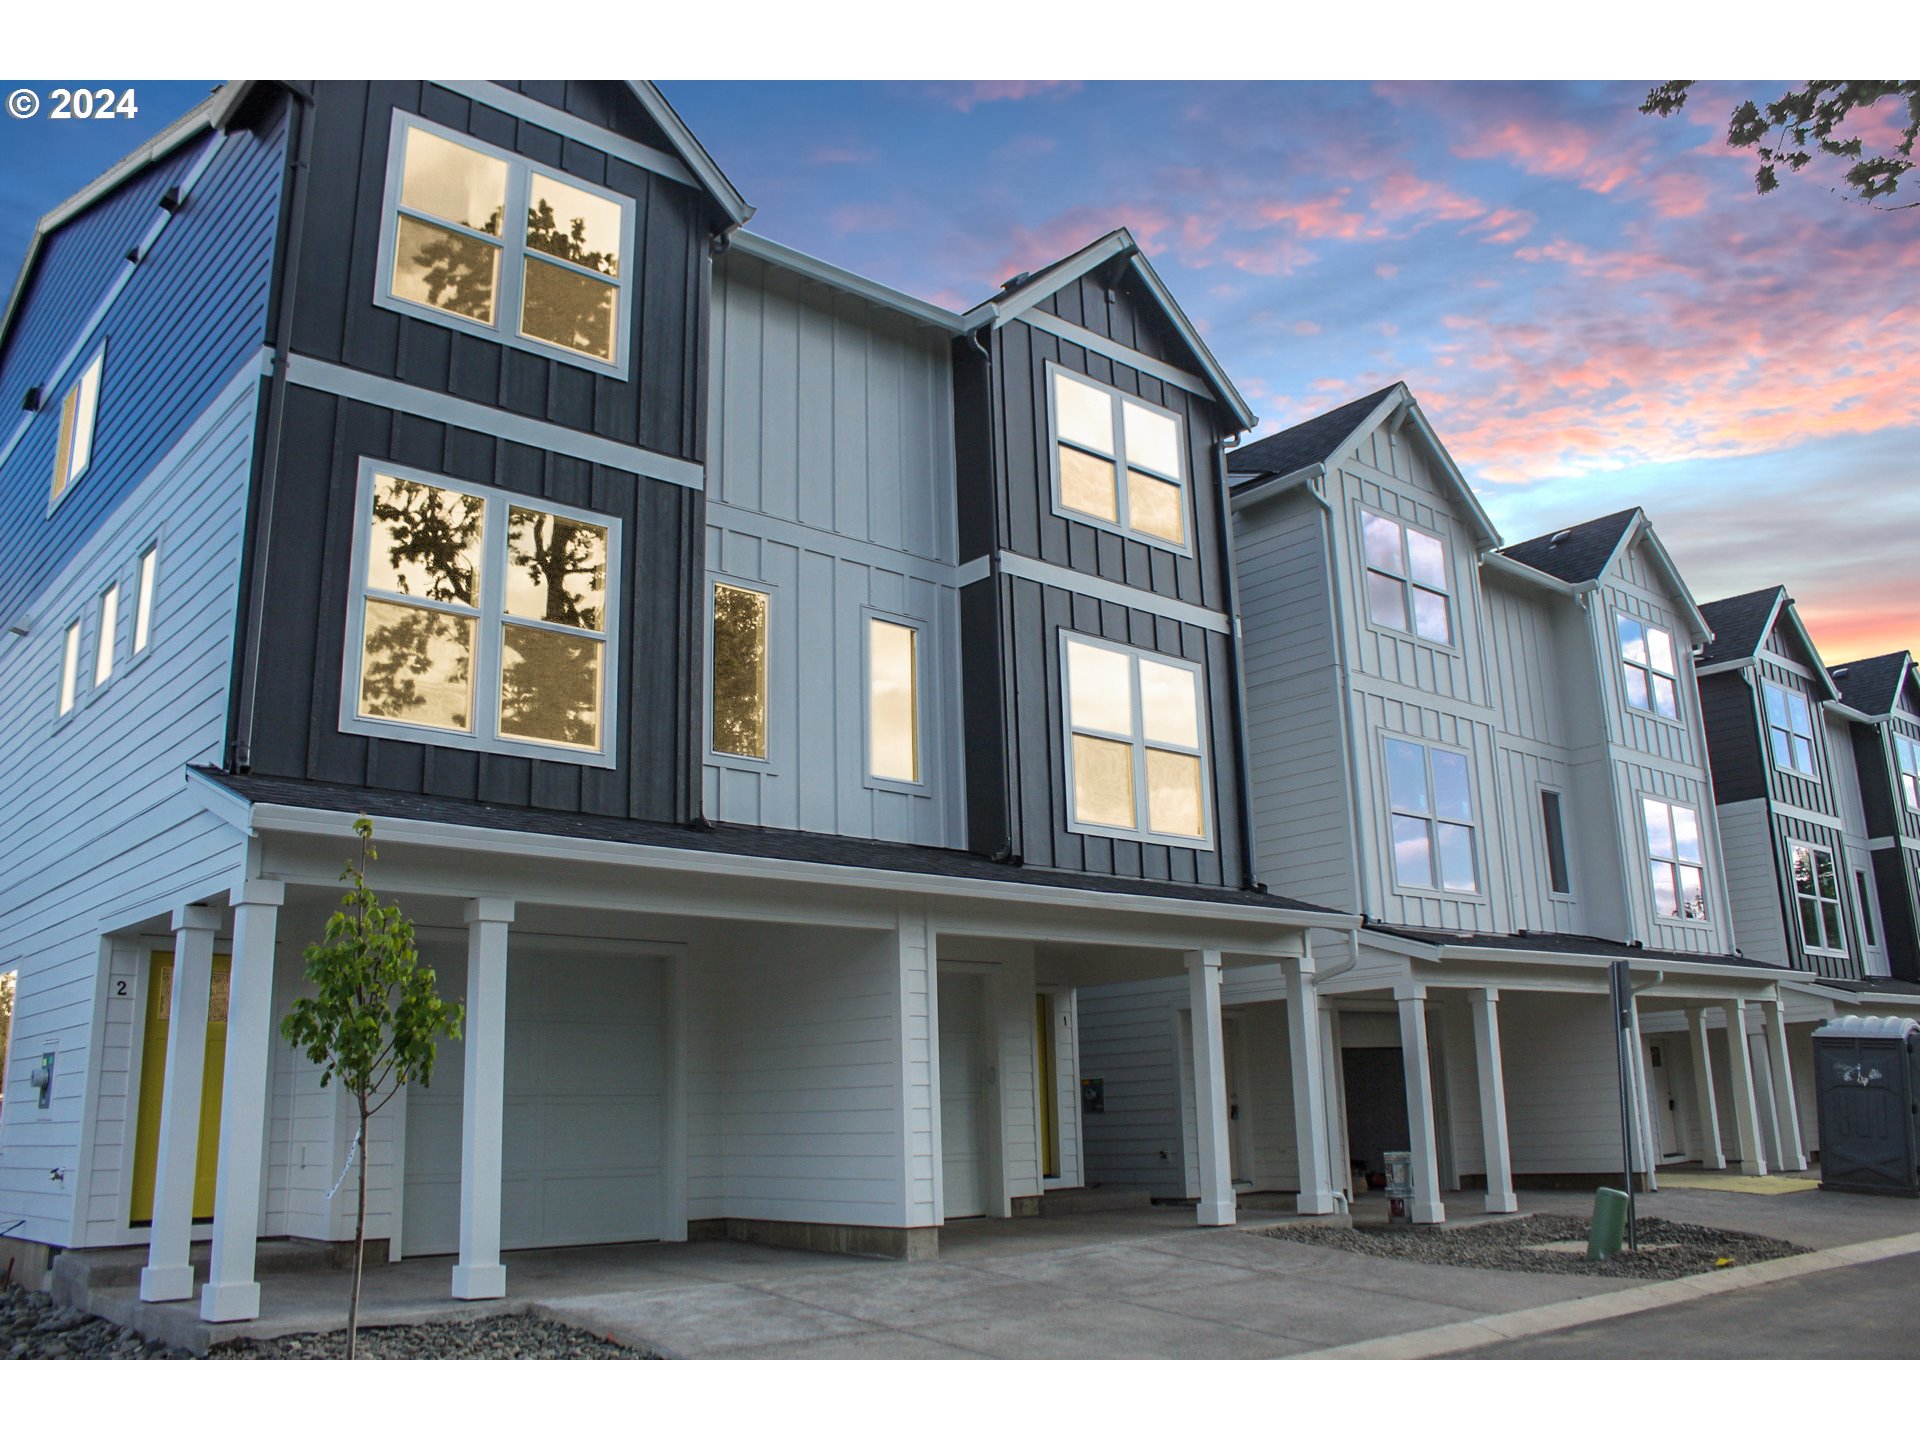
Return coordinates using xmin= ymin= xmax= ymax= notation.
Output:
xmin=3 ymin=79 xmax=1913 ymax=656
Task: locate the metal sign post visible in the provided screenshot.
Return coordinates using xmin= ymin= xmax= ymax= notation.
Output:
xmin=1608 ymin=960 xmax=1639 ymax=1251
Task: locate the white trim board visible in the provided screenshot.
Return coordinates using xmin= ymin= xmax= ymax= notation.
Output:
xmin=995 ymin=550 xmax=1230 ymax=635
xmin=1021 ymin=310 xmax=1212 ymax=400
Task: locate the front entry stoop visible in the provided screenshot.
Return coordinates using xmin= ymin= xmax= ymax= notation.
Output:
xmin=1038 ymin=1186 xmax=1154 ymax=1217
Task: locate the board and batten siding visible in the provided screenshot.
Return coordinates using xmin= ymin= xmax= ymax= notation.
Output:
xmin=0 ymin=361 xmax=262 ymax=1247
xmin=0 ymin=98 xmax=287 ymax=630
xmin=1233 ymin=487 xmax=1357 ymax=911
xmin=702 ymin=250 xmax=964 ymax=846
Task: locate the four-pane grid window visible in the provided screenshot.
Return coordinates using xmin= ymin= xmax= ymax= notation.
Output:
xmin=382 ymin=117 xmax=632 ymax=371
xmin=1643 ymin=797 xmax=1706 ymax=920
xmin=1764 ymin=680 xmax=1817 ymax=776
xmin=347 ymin=466 xmax=616 ymax=763
xmin=1790 ymin=843 xmax=1847 ymax=955
xmin=1063 ymin=635 xmax=1208 ymax=845
xmin=1618 ymin=614 xmax=1681 ymax=720
xmin=1384 ymin=737 xmax=1478 ymax=893
xmin=1362 ymin=512 xmax=1451 ymax=645
xmin=1050 ymin=367 xmax=1190 ymax=548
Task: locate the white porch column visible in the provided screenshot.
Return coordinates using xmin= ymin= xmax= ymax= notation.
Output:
xmin=1320 ymin=1007 xmax=1351 ymax=1203
xmin=1685 ymin=1006 xmax=1725 ymax=1169
xmin=1763 ymin=998 xmax=1807 ymax=1171
xmin=1280 ymin=948 xmax=1335 ymax=1216
xmin=1395 ymin=983 xmax=1446 ymax=1224
xmin=1627 ymin=993 xmax=1660 ymax=1190
xmin=200 ymin=880 xmax=285 ymax=1323
xmin=1185 ymin=949 xmax=1235 ymax=1227
xmin=452 ymin=897 xmax=514 ymax=1299
xmin=140 ymin=904 xmax=220 ymax=1303
xmin=1469 ymin=988 xmax=1516 ymax=1214
xmin=1723 ymin=999 xmax=1768 ymax=1177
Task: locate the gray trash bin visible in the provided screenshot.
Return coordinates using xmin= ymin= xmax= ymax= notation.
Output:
xmin=1811 ymin=1015 xmax=1920 ymax=1197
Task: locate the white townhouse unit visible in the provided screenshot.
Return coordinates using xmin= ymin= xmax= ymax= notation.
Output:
xmin=0 ymin=81 xmax=1345 ymax=1322
xmin=1079 ymin=384 xmax=1811 ymax=1224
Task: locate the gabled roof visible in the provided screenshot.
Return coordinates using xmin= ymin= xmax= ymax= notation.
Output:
xmin=627 ymin=82 xmax=752 ymax=229
xmin=1830 ymin=651 xmax=1918 ymax=720
xmin=959 ymin=228 xmax=1257 ymax=431
xmin=1496 ymin=508 xmax=1712 ymax=644
xmin=1226 ymin=382 xmax=1502 ymax=550
xmin=1696 ymin=586 xmax=1839 ymax=698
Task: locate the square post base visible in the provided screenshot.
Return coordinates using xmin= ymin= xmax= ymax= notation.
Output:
xmin=1194 ymin=1199 xmax=1236 ymax=1227
xmin=451 ymin=1263 xmax=508 ymax=1300
xmin=199 ymin=1280 xmax=262 ymax=1323
xmin=139 ymin=1264 xmax=196 ymax=1303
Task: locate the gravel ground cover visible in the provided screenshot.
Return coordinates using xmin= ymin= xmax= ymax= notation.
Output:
xmin=214 ymin=1313 xmax=652 ymax=1360
xmin=3 ymin=1286 xmax=190 ymax=1359
xmin=1263 ymin=1213 xmax=1808 ymax=1278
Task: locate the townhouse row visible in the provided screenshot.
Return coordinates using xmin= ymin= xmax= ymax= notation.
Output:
xmin=0 ymin=80 xmax=1911 ymax=1322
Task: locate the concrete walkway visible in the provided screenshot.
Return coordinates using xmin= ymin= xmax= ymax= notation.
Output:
xmin=66 ymin=1184 xmax=1920 ymax=1358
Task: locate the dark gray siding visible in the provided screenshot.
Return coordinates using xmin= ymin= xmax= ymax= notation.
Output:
xmin=1776 ymin=811 xmax=1862 ymax=981
xmin=1699 ymin=672 xmax=1765 ymax=804
xmin=287 ymin=81 xmax=710 ymax=462
xmin=1757 ymin=655 xmax=1839 ymax=816
xmin=1872 ymin=847 xmax=1920 ymax=982
xmin=238 ymin=384 xmax=700 ymax=822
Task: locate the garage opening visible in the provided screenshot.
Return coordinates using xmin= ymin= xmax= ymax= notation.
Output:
xmin=403 ymin=950 xmax=666 ymax=1256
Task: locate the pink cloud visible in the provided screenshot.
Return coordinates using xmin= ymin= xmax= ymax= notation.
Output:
xmin=937 ymin=81 xmax=1082 ymax=113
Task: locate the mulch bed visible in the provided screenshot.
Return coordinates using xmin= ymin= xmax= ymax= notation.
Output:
xmin=1262 ymin=1212 xmax=1808 ymax=1278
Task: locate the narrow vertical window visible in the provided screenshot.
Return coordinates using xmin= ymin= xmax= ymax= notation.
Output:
xmin=1541 ymin=789 xmax=1571 ymax=895
xmin=49 ymin=350 xmax=104 ymax=506
xmin=1643 ymin=797 xmax=1706 ymax=919
xmin=1790 ymin=845 xmax=1846 ymax=955
xmin=133 ymin=545 xmax=158 ymax=654
xmin=1385 ymin=737 xmax=1478 ymax=893
xmin=94 ymin=584 xmax=119 ymax=686
xmin=1896 ymin=734 xmax=1920 ymax=813
xmin=1618 ymin=614 xmax=1681 ymax=720
xmin=868 ymin=618 xmax=920 ymax=783
xmin=59 ymin=621 xmax=81 ymax=715
xmin=711 ymin=583 xmax=769 ymax=760
xmin=1854 ymin=869 xmax=1879 ymax=949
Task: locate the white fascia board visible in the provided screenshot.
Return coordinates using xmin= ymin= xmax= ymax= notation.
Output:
xmin=1479 ymin=549 xmax=1581 ymax=598
xmin=959 ymin=229 xmax=1134 ymax=331
xmin=236 ymin=798 xmax=1356 ymax=935
xmin=1629 ymin=517 xmax=1714 ymax=644
xmin=1823 ymin=699 xmax=1878 ymax=725
xmin=1431 ymin=945 xmax=1787 ymax=988
xmin=731 ymin=231 xmax=966 ymax=333
xmin=1779 ymin=600 xmax=1842 ymax=700
xmin=1696 ymin=657 xmax=1757 ymax=677
xmin=626 ymin=82 xmax=752 ymax=227
xmin=1227 ymin=463 xmax=1324 ymax=512
xmin=1398 ymin=400 xmax=1502 ymax=549
xmin=1124 ymin=249 xmax=1257 ymax=430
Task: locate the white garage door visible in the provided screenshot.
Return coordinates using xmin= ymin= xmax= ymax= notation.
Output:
xmin=939 ymin=972 xmax=989 ymax=1219
xmin=403 ymin=951 xmax=666 ymax=1256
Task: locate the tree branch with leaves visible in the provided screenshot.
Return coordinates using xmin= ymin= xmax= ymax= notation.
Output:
xmin=1642 ymin=81 xmax=1920 ymax=208
xmin=281 ymin=817 xmax=462 ymax=1357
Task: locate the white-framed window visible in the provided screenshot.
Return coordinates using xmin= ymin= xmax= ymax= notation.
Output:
xmin=1643 ymin=796 xmax=1707 ymax=920
xmin=1852 ymin=866 xmax=1880 ymax=951
xmin=93 ymin=582 xmax=119 ymax=687
xmin=1617 ymin=613 xmax=1681 ymax=720
xmin=1540 ymin=787 xmax=1572 ymax=895
xmin=1061 ymin=633 xmax=1211 ymax=847
xmin=1790 ymin=843 xmax=1847 ymax=956
xmin=57 ymin=620 xmax=81 ymax=716
xmin=710 ymin=580 xmax=770 ymax=762
xmin=132 ymin=543 xmax=159 ymax=655
xmin=49 ymin=347 xmax=104 ymax=510
xmin=866 ymin=615 xmax=922 ymax=786
xmin=1896 ymin=733 xmax=1920 ymax=813
xmin=1763 ymin=680 xmax=1817 ymax=776
xmin=1361 ymin=510 xmax=1452 ymax=645
xmin=341 ymin=461 xmax=619 ymax=765
xmin=1384 ymin=736 xmax=1478 ymax=893
xmin=376 ymin=114 xmax=636 ymax=375
xmin=1047 ymin=363 xmax=1191 ymax=551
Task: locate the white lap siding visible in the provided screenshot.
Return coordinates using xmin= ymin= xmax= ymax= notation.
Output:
xmin=1498 ymin=991 xmax=1631 ymax=1177
xmin=0 ymin=360 xmax=262 ymax=1248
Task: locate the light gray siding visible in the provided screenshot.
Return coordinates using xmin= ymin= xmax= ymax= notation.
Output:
xmin=0 ymin=360 xmax=261 ymax=1247
xmin=1719 ymin=798 xmax=1790 ymax=966
xmin=1075 ymin=975 xmax=1188 ymax=1196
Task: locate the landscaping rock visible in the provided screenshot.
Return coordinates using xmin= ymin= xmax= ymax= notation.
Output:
xmin=214 ymin=1313 xmax=653 ymax=1360
xmin=1262 ymin=1212 xmax=1807 ymax=1278
xmin=1 ymin=1285 xmax=191 ymax=1359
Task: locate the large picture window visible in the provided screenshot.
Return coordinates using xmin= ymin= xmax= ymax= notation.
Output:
xmin=1896 ymin=733 xmax=1920 ymax=813
xmin=1763 ymin=680 xmax=1817 ymax=776
xmin=1643 ymin=797 xmax=1707 ymax=920
xmin=344 ymin=464 xmax=617 ymax=764
xmin=379 ymin=115 xmax=634 ymax=373
xmin=1384 ymin=737 xmax=1478 ymax=893
xmin=1062 ymin=634 xmax=1210 ymax=846
xmin=1618 ymin=614 xmax=1681 ymax=720
xmin=1361 ymin=511 xmax=1451 ymax=645
xmin=1048 ymin=365 xmax=1190 ymax=549
xmin=1790 ymin=843 xmax=1846 ymax=955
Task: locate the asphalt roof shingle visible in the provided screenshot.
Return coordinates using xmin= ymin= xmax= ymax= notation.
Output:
xmin=1830 ymin=651 xmax=1915 ymax=717
xmin=1495 ymin=509 xmax=1641 ymax=585
xmin=1226 ymin=383 xmax=1402 ymax=482
xmin=1696 ymin=587 xmax=1786 ymax=667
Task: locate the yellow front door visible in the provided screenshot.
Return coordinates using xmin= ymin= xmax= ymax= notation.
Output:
xmin=129 ymin=950 xmax=230 ymax=1225
xmin=1036 ymin=992 xmax=1059 ymax=1180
